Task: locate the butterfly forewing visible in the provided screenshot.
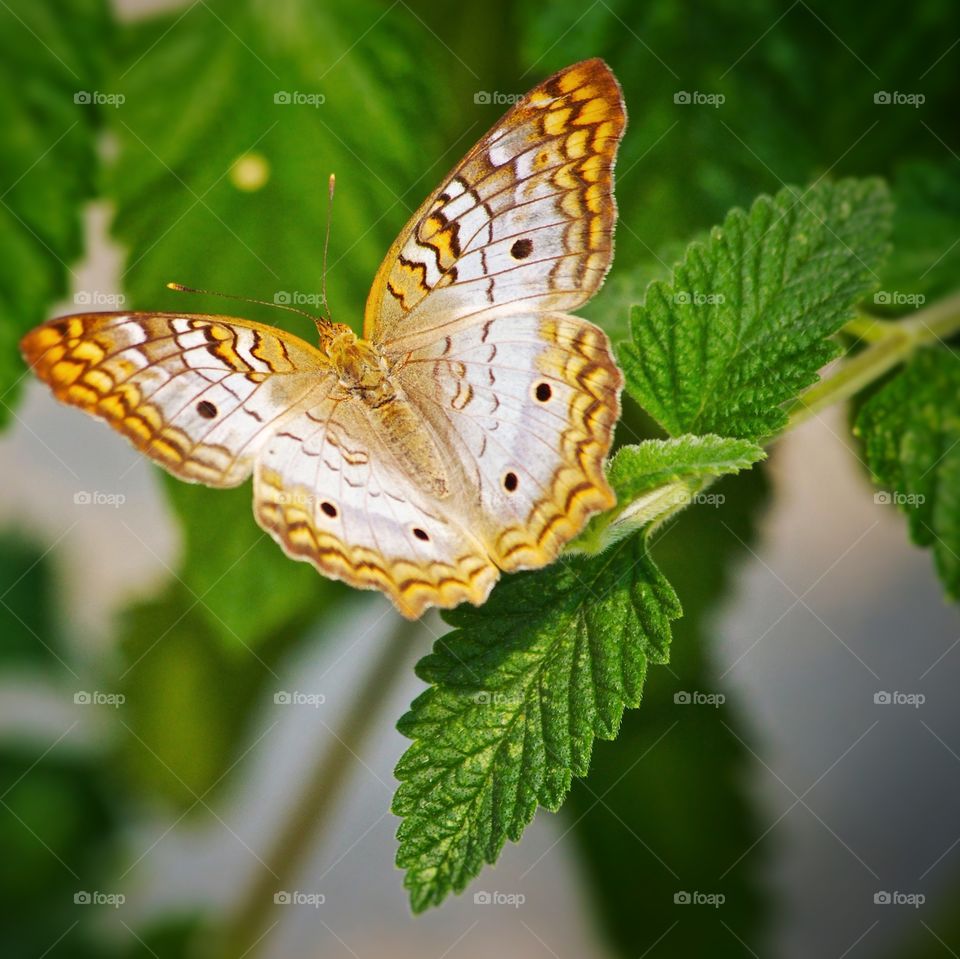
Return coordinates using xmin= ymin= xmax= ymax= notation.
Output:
xmin=363 ymin=58 xmax=626 ymax=348
xmin=20 ymin=313 xmax=333 ymax=487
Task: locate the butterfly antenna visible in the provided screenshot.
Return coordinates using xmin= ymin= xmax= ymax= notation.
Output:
xmin=321 ymin=173 xmax=335 ymax=323
xmin=165 ymin=283 xmax=327 ymax=327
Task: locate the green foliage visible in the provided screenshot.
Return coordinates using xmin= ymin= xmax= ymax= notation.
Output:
xmin=0 ymin=536 xmax=62 ymax=668
xmin=883 ymin=161 xmax=960 ymax=304
xmin=856 ymin=347 xmax=960 ymax=598
xmin=0 ymin=0 xmax=110 ymax=423
xmin=609 ymin=435 xmax=764 ymax=505
xmin=394 ymin=536 xmax=680 ymax=911
xmin=575 ymin=435 xmax=765 ymax=550
xmin=0 ymin=749 xmax=118 ymax=959
xmin=621 ymin=179 xmax=893 ymax=440
xmin=106 ymin=0 xmax=449 ymax=328
xmin=518 ymin=0 xmax=960 ymax=284
xmin=0 ymin=540 xmax=119 ymax=959
xmin=115 ymin=568 xmax=334 ymax=805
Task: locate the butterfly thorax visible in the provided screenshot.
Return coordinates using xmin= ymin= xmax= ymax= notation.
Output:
xmin=326 ymin=327 xmax=387 ymax=392
xmin=325 ymin=327 xmax=451 ymax=497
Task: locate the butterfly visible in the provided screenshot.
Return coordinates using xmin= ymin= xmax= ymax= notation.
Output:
xmin=21 ymin=58 xmax=626 ymax=619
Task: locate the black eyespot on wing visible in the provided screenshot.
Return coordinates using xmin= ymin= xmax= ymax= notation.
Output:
xmin=321 ymin=501 xmax=338 ymax=518
xmin=503 ymin=472 xmax=518 ymax=492
xmin=197 ymin=400 xmax=217 ymax=418
xmin=413 ymin=527 xmax=430 ymax=541
xmin=535 ymin=382 xmax=552 ymax=402
xmin=510 ymin=238 xmax=533 ymax=259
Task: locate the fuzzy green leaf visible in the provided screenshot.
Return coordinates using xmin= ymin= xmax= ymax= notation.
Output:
xmin=856 ymin=347 xmax=960 ymax=598
xmin=574 ymin=434 xmax=765 ymax=551
xmin=621 ymin=178 xmax=893 ymax=440
xmin=393 ymin=538 xmax=681 ymax=911
xmin=607 ymin=434 xmax=764 ymax=505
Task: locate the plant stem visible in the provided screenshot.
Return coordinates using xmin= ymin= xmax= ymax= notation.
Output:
xmin=781 ymin=290 xmax=960 ymax=434
xmin=213 ymin=612 xmax=421 ymax=959
xmin=841 ymin=311 xmax=891 ymax=343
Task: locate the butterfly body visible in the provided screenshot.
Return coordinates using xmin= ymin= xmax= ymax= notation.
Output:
xmin=22 ymin=59 xmax=626 ymax=619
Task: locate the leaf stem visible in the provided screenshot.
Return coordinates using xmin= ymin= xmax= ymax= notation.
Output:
xmin=781 ymin=290 xmax=960 ymax=434
xmin=212 ymin=612 xmax=421 ymax=959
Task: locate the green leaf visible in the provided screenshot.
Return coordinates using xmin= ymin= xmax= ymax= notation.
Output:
xmin=855 ymin=347 xmax=960 ymax=598
xmin=107 ymin=0 xmax=453 ymax=330
xmin=620 ymin=178 xmax=893 ymax=440
xmin=393 ymin=537 xmax=681 ymax=911
xmin=0 ymin=0 xmax=111 ymax=425
xmin=574 ymin=434 xmax=765 ymax=552
xmin=608 ymin=435 xmax=764 ymax=502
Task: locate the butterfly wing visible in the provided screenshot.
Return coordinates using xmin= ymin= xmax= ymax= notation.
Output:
xmin=364 ymin=58 xmax=625 ymax=570
xmin=20 ymin=312 xmax=334 ymax=487
xmin=253 ymin=396 xmax=499 ymax=618
xmin=22 ymin=312 xmax=498 ymax=618
xmin=363 ymin=58 xmax=626 ymax=349
xmin=396 ymin=311 xmax=621 ymax=571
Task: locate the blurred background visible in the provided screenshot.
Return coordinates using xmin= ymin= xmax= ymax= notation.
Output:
xmin=1 ymin=0 xmax=959 ymax=956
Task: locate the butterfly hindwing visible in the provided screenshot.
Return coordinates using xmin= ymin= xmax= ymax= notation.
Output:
xmin=397 ymin=310 xmax=622 ymax=570
xmin=253 ymin=395 xmax=499 ymax=617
